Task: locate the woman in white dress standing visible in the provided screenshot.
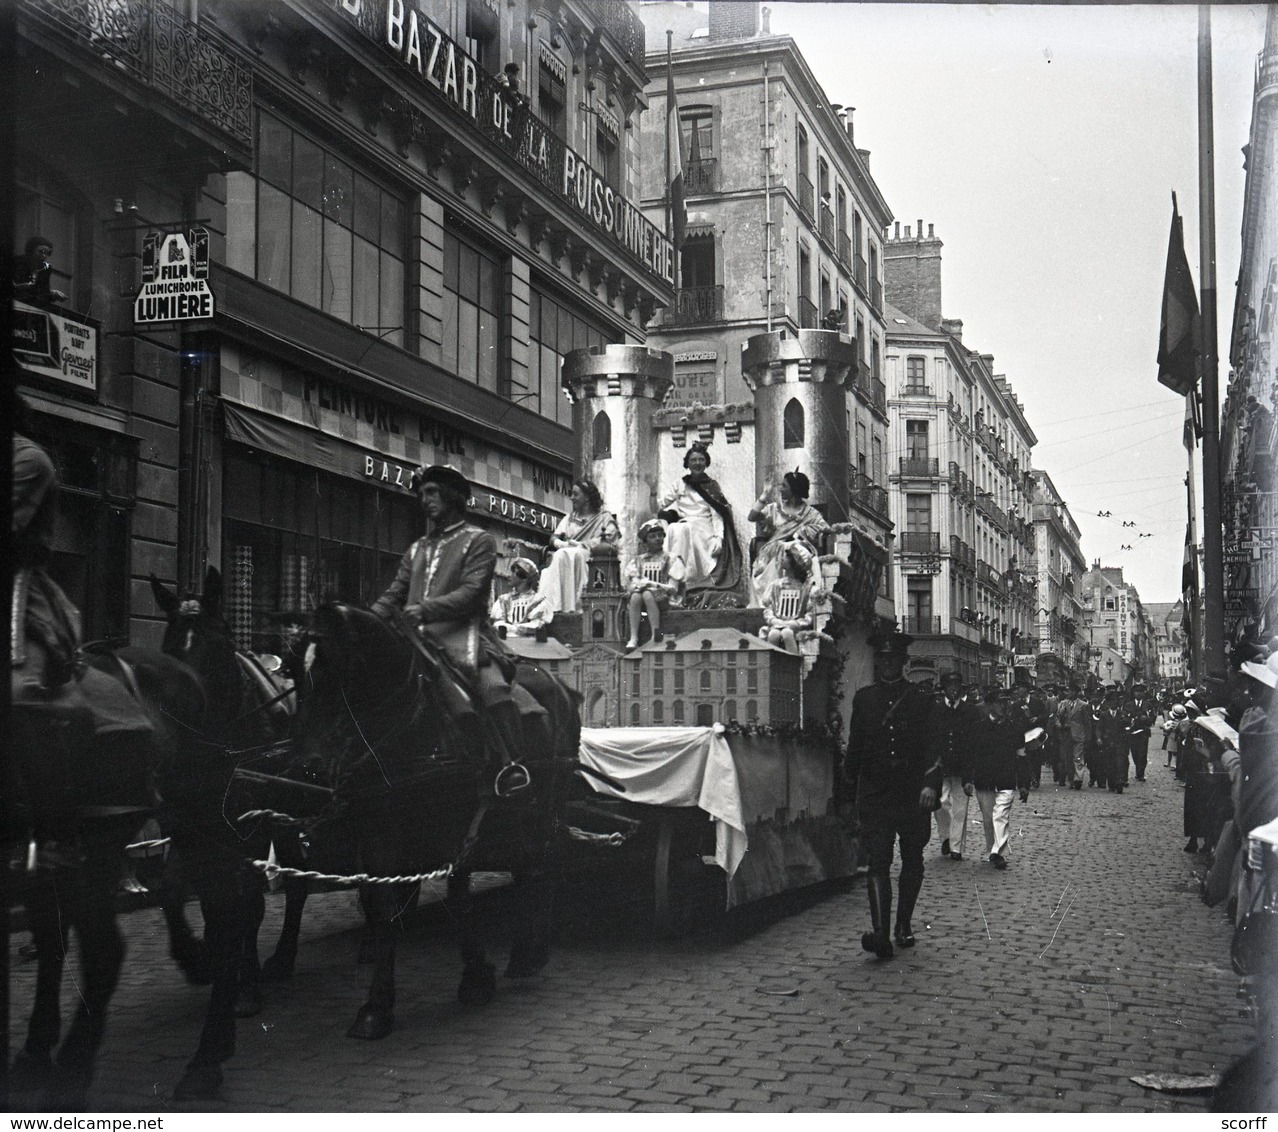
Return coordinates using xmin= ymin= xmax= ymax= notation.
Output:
xmin=538 ymin=478 xmax=621 ymax=614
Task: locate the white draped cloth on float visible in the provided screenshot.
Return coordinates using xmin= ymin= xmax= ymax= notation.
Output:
xmin=577 ymin=724 xmax=747 ymax=877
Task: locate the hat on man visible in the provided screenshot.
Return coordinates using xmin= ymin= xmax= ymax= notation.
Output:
xmin=410 ymin=464 xmax=471 ymax=499
xmin=940 ymin=670 xmax=962 ymax=686
xmin=871 ymin=628 xmax=913 ymax=656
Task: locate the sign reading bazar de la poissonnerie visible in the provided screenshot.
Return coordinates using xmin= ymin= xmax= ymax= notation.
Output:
xmin=328 ymin=0 xmax=676 ymax=288
xmin=133 ymin=229 xmax=215 ymax=324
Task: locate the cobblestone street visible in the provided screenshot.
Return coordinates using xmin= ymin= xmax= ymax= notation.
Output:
xmin=7 ymin=748 xmax=1256 ymax=1113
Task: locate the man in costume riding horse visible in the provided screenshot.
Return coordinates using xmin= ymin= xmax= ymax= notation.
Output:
xmin=371 ymin=463 xmax=547 ymax=765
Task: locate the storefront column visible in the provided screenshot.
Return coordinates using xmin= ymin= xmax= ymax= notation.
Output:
xmin=414 ymin=193 xmax=446 ymax=368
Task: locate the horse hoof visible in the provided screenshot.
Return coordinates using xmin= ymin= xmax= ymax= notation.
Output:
xmin=346 ymin=1006 xmax=393 ymax=1040
xmin=261 ymin=953 xmax=294 ymax=983
xmin=458 ymin=962 xmax=497 ymax=1005
xmin=504 ymin=942 xmax=550 ymax=979
xmin=234 ymin=986 xmax=263 ymax=1018
xmin=9 ymin=1050 xmax=56 ymax=1093
xmin=173 ymin=1064 xmax=223 ymax=1102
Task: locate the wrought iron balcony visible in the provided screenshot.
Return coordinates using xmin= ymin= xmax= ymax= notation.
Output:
xmin=849 ymin=469 xmax=888 ymax=520
xmin=590 ymin=0 xmax=647 ymax=61
xmin=978 ymin=561 xmax=1001 ymax=587
xmin=798 ymin=173 xmax=815 ymax=220
xmin=873 ymin=379 xmax=887 ymax=414
xmin=23 ymin=0 xmax=253 ymax=150
xmin=899 ymin=531 xmax=941 ymax=555
xmin=902 ymin=615 xmax=942 ymax=637
xmin=902 ymin=382 xmax=933 ymax=398
xmin=899 ymin=456 xmax=939 ymax=478
xmin=869 ymin=277 xmax=883 ymax=313
xmin=819 ymin=204 xmax=836 ymax=246
xmin=854 ymin=254 xmax=867 ymax=292
xmin=664 ymin=285 xmax=724 ymax=325
xmin=685 ymin=157 xmax=717 ymax=196
xmin=837 ymin=231 xmax=852 ymax=271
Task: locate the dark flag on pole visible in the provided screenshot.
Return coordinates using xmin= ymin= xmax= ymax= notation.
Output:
xmin=1182 ymin=523 xmax=1199 ymax=635
xmin=665 ymin=33 xmax=686 ymax=264
xmin=1157 ymin=192 xmax=1201 ymax=396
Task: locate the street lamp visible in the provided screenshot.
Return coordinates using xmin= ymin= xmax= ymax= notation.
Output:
xmin=1106 ymin=659 xmax=1114 ymax=684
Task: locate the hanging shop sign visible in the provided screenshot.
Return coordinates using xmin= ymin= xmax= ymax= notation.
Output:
xmin=133 ymin=229 xmax=215 ymax=324
xmin=328 ymin=0 xmax=675 ymax=287
xmin=12 ymin=300 xmax=99 ymax=396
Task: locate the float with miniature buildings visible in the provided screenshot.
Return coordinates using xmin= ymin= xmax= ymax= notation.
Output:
xmin=493 ymin=333 xmax=896 ymax=932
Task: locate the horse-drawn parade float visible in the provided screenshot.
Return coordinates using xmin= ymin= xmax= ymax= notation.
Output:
xmin=11 ymin=332 xmax=898 ymax=1107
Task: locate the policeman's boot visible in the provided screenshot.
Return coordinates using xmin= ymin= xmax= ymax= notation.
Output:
xmin=894 ymin=869 xmax=923 ymax=949
xmin=861 ymin=874 xmax=894 ymax=959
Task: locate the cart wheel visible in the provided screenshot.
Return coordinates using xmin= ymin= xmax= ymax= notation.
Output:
xmin=653 ymin=812 xmax=724 ymax=937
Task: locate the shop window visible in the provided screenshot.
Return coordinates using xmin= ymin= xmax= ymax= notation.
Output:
xmin=27 ymin=417 xmax=135 ymax=643
xmin=443 ymin=223 xmax=502 ymax=392
xmin=529 ymin=282 xmax=617 ymax=427
xmin=226 ymin=111 xmax=406 ymax=346
xmin=592 ymin=411 xmax=612 ymax=460
xmin=784 ymin=399 xmax=805 ymax=449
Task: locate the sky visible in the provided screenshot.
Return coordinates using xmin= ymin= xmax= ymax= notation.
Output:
xmin=763 ymin=2 xmax=1270 ymax=604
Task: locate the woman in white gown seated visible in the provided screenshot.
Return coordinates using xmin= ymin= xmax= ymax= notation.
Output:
xmin=655 ymin=443 xmax=742 ymax=595
xmin=747 ymin=469 xmax=830 ymax=605
xmin=538 ymin=477 xmax=621 ymax=614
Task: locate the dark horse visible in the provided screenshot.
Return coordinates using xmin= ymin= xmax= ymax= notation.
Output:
xmin=148 ymin=568 xmax=298 ymax=1101
xmin=9 ymin=646 xmax=203 ymax=1110
xmin=268 ymin=602 xmax=582 ymax=1042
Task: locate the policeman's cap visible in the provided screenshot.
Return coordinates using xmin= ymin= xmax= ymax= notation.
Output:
xmin=872 ymin=629 xmax=913 ymax=657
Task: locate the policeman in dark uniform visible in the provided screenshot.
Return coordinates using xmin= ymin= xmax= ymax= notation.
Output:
xmin=844 ymin=629 xmax=941 ymax=959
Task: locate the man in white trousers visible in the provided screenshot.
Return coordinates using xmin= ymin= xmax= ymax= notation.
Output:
xmin=965 ymin=686 xmax=1033 ymax=869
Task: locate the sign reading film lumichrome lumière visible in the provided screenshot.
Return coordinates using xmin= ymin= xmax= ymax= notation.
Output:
xmin=133 ymin=229 xmax=215 ymax=324
xmin=12 ymin=300 xmax=99 ymax=396
xmin=327 ymin=0 xmax=675 ymax=288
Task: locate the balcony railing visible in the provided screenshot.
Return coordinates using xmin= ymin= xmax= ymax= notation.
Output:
xmin=902 ymin=615 xmax=942 ymax=637
xmin=869 ymin=277 xmax=883 ymax=313
xmin=685 ymin=157 xmax=717 ymax=196
xmin=873 ymin=379 xmax=887 ymax=414
xmin=899 ymin=531 xmax=941 ymax=555
xmin=899 ymin=456 xmax=940 ymax=478
xmin=588 ymin=0 xmax=647 ymax=60
xmin=854 ymin=254 xmax=867 ymax=292
xmin=837 ymin=231 xmax=852 ymax=270
xmin=977 ymin=561 xmax=1001 ymax=587
xmin=798 ymin=297 xmax=819 ymax=329
xmin=819 ymin=204 xmax=836 ymax=245
xmin=798 ymin=173 xmax=815 ymax=220
xmin=664 ymin=285 xmax=724 ymax=325
xmin=25 ymin=0 xmax=253 ymax=149
xmin=849 ymin=470 xmax=889 ymax=520
xmin=902 ymin=383 xmax=933 ymax=398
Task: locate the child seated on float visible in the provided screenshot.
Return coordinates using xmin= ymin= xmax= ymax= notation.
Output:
xmin=625 ymin=520 xmax=686 ymax=650
xmin=490 ymin=557 xmax=552 ymax=638
xmin=759 ymin=541 xmax=820 ymax=654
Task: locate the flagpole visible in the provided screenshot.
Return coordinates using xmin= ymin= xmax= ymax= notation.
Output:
xmin=665 ymin=29 xmax=673 ymax=246
xmin=1197 ymin=5 xmax=1225 ymax=682
xmin=1187 ymin=444 xmax=1200 ymax=682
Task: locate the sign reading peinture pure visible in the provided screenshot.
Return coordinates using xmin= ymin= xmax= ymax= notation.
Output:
xmin=327 ymin=0 xmax=675 ymax=288
xmin=133 ymin=230 xmax=215 ymax=324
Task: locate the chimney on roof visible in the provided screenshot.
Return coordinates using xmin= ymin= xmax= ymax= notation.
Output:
xmin=885 ymin=221 xmax=945 ymax=330
xmin=940 ymin=318 xmax=963 ymax=341
xmin=709 ymin=1 xmax=760 ymax=41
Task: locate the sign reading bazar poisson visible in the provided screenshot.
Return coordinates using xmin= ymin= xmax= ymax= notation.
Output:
xmin=133 ymin=229 xmax=215 ymax=325
xmin=329 ymin=0 xmax=675 ymax=287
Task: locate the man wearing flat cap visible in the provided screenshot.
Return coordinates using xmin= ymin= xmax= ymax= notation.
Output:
xmin=372 ymin=464 xmax=541 ymax=759
xmin=844 ymin=628 xmax=942 ymax=959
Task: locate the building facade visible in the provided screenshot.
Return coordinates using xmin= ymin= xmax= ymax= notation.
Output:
xmin=632 ymin=1 xmax=895 ymax=609
xmin=13 ymin=0 xmax=673 ymax=650
xmin=1146 ymin=600 xmax=1189 ymax=689
xmin=882 ymin=223 xmax=1038 ymax=688
xmin=1030 ymin=470 xmax=1087 ymax=681
xmin=1079 ymin=563 xmax=1157 ymax=687
xmin=1224 ymin=8 xmax=1278 ymax=645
